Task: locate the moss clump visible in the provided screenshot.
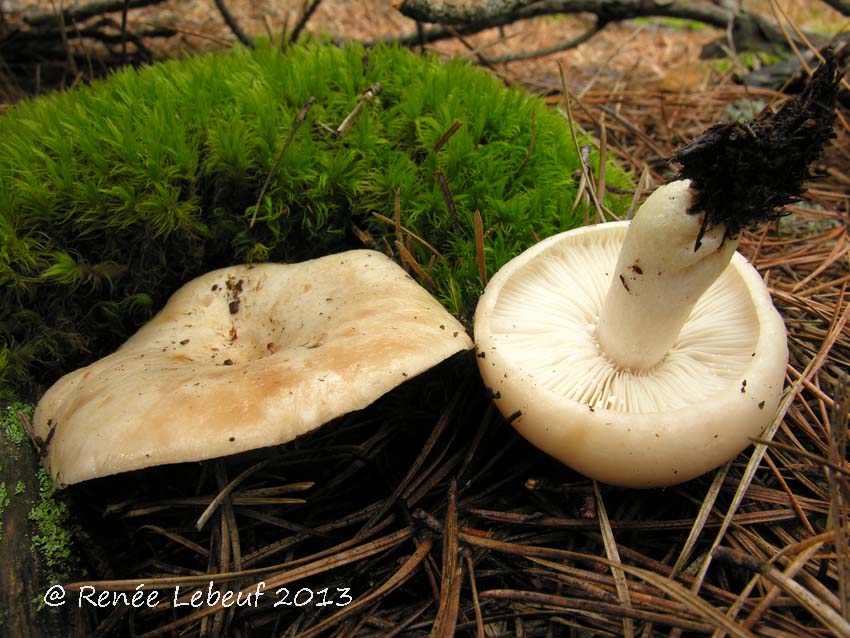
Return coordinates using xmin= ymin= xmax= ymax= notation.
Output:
xmin=0 ymin=392 xmax=31 ymax=546
xmin=1 ymin=41 xmax=629 ymax=390
xmin=29 ymin=468 xmax=75 ymax=583
xmin=1 ymin=393 xmax=77 ymax=608
xmin=0 ymin=481 xmax=9 ymax=541
xmin=0 ymin=392 xmax=32 ymax=445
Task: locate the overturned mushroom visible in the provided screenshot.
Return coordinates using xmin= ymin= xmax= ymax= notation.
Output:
xmin=474 ymin=183 xmax=787 ymax=487
xmin=34 ymin=250 xmax=472 ymax=486
xmin=474 ymin=54 xmax=840 ymax=487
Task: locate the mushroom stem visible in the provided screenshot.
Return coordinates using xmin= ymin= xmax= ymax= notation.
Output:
xmin=596 ymin=179 xmax=739 ymax=371
xmin=596 ymin=51 xmax=841 ymax=373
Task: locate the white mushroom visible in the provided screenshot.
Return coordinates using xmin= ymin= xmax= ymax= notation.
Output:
xmin=34 ymin=250 xmax=472 ymax=486
xmin=474 ymin=180 xmax=788 ymax=487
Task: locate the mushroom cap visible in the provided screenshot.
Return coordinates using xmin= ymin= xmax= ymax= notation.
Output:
xmin=474 ymin=223 xmax=787 ymax=487
xmin=35 ymin=250 xmax=472 ymax=486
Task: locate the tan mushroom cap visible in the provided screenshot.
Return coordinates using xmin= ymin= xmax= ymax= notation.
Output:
xmin=35 ymin=250 xmax=472 ymax=486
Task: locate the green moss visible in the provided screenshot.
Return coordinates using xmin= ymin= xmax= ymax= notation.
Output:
xmin=1 ymin=41 xmax=630 ymax=390
xmin=0 ymin=392 xmax=32 ymax=445
xmin=0 ymin=394 xmax=76 ymax=591
xmin=0 ymin=481 xmax=9 ymax=541
xmin=712 ymin=50 xmax=787 ymax=74
xmin=0 ymin=394 xmax=32 ymax=544
xmin=29 ymin=468 xmax=74 ymax=583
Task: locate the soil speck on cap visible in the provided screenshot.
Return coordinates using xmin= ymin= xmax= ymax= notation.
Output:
xmin=225 ymin=276 xmax=244 ymax=314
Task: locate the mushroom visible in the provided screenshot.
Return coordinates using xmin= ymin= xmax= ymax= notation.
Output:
xmin=34 ymin=250 xmax=472 ymax=486
xmin=474 ymin=54 xmax=839 ymax=488
xmin=473 ymin=179 xmax=787 ymax=487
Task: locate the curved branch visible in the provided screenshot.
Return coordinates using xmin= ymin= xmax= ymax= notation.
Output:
xmin=396 ymin=0 xmax=795 ymax=49
xmin=365 ymin=24 xmax=474 ymax=48
xmin=485 ymin=21 xmax=603 ymax=64
xmin=399 ymin=0 xmax=733 ymax=31
xmin=23 ymin=0 xmax=164 ymax=27
xmin=400 ymin=0 xmax=544 ymax=30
